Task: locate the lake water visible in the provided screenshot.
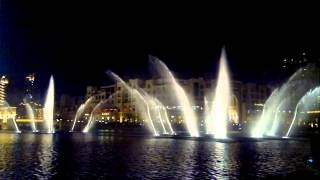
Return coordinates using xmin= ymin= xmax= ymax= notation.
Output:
xmin=0 ymin=132 xmax=318 ymax=179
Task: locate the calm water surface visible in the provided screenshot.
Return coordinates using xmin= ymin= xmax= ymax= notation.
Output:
xmin=0 ymin=132 xmax=317 ymax=179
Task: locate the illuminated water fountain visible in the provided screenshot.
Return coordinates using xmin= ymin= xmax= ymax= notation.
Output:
xmin=105 ymin=71 xmax=159 ymax=136
xmin=154 ymin=98 xmax=175 ymax=135
xmin=207 ymin=50 xmax=231 ymax=139
xmin=150 ymin=56 xmax=199 ymax=137
xmin=24 ymin=100 xmax=38 ymax=132
xmin=286 ymin=86 xmax=320 ymax=137
xmin=43 ymin=76 xmax=55 ymax=133
xmin=71 ymin=97 xmax=93 ymax=132
xmin=83 ymin=99 xmax=108 ymax=133
xmin=139 ymin=89 xmax=175 ymax=135
xmin=251 ymin=65 xmax=319 ymax=138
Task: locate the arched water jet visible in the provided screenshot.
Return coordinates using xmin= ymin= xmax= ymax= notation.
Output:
xmin=24 ymin=100 xmax=37 ymax=132
xmin=150 ymin=56 xmax=199 ymax=137
xmin=161 ymin=106 xmax=175 ymax=135
xmin=286 ymin=86 xmax=320 ymax=137
xmin=71 ymin=97 xmax=94 ymax=132
xmin=83 ymin=100 xmax=106 ymax=133
xmin=267 ymin=104 xmax=282 ymax=136
xmin=12 ymin=117 xmax=21 ymax=133
xmin=252 ymin=65 xmax=319 ymax=138
xmin=154 ymin=98 xmax=175 ymax=135
xmin=148 ymin=97 xmax=167 ymax=134
xmin=106 ymin=71 xmax=159 ymax=136
xmin=138 ymin=89 xmax=171 ymax=135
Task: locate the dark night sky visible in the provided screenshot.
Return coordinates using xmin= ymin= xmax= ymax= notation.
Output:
xmin=0 ymin=1 xmax=319 ymax=104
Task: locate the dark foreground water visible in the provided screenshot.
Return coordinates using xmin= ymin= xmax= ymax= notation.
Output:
xmin=0 ymin=132 xmax=319 ymax=179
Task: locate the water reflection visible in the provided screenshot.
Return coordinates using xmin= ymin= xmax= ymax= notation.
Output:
xmin=0 ymin=133 xmax=315 ymax=179
xmin=36 ymin=134 xmax=55 ymax=179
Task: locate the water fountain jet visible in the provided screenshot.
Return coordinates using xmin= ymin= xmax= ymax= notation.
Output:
xmin=150 ymin=56 xmax=199 ymax=137
xmin=106 ymin=71 xmax=159 ymax=136
xmin=207 ymin=50 xmax=231 ymax=139
xmin=71 ymin=97 xmax=94 ymax=132
xmin=44 ymin=76 xmax=55 ymax=134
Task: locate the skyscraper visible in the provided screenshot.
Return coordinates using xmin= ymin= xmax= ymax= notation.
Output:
xmin=25 ymin=73 xmax=35 ymax=102
xmin=0 ymin=76 xmax=9 ymax=106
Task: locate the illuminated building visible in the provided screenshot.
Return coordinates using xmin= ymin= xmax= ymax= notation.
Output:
xmin=25 ymin=73 xmax=35 ymax=102
xmin=0 ymin=76 xmax=9 ymax=106
xmin=16 ymin=74 xmax=44 ymax=127
xmin=0 ymin=76 xmax=17 ymax=130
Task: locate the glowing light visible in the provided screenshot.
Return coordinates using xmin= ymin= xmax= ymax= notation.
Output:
xmin=307 ymin=110 xmax=320 ymax=114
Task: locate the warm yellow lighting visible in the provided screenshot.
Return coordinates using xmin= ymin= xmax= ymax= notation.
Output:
xmin=16 ymin=119 xmax=44 ymax=123
xmin=307 ymin=110 xmax=320 ymax=114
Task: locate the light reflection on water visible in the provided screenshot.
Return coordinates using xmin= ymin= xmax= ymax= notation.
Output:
xmin=0 ymin=133 xmax=314 ymax=179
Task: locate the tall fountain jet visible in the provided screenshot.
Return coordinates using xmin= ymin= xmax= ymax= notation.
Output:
xmin=150 ymin=56 xmax=199 ymax=137
xmin=44 ymin=76 xmax=55 ymax=133
xmin=71 ymin=97 xmax=93 ymax=132
xmin=207 ymin=50 xmax=231 ymax=139
xmin=106 ymin=71 xmax=159 ymax=136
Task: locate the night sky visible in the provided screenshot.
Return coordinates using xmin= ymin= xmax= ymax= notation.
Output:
xmin=1 ymin=1 xmax=319 ymax=104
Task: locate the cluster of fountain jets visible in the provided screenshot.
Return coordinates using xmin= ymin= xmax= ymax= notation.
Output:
xmin=71 ymin=50 xmax=319 ymax=139
xmin=12 ymin=76 xmax=55 ymax=134
xmin=10 ymin=50 xmax=318 ymax=139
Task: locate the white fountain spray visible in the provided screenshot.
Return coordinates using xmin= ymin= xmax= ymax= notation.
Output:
xmin=147 ymin=97 xmax=167 ymax=134
xmin=161 ymin=106 xmax=175 ymax=135
xmin=252 ymin=65 xmax=319 ymax=138
xmin=12 ymin=117 xmax=21 ymax=133
xmin=139 ymin=89 xmax=174 ymax=135
xmin=251 ymin=88 xmax=279 ymax=138
xmin=83 ymin=100 xmax=105 ymax=133
xmin=154 ymin=98 xmax=175 ymax=135
xmin=208 ymin=50 xmax=231 ymax=139
xmin=71 ymin=97 xmax=93 ymax=132
xmin=44 ymin=76 xmax=55 ymax=133
xmin=107 ymin=71 xmax=159 ymax=136
xmin=267 ymin=102 xmax=283 ymax=136
xmin=150 ymin=57 xmax=199 ymax=137
xmin=285 ymin=86 xmax=320 ymax=137
xmin=204 ymin=96 xmax=210 ymax=134
xmin=24 ymin=100 xmax=37 ymax=132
